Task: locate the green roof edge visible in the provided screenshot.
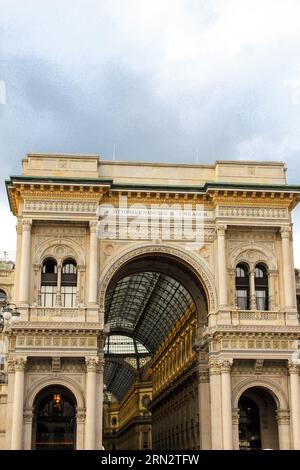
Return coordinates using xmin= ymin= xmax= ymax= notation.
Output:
xmin=5 ymin=176 xmax=300 ymax=193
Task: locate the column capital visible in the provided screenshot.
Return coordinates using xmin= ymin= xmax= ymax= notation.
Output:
xmin=76 ymin=408 xmax=86 ymax=423
xmin=276 ymin=408 xmax=290 ymax=425
xmin=22 ymin=219 xmax=32 ymax=231
xmin=232 ymin=407 xmax=240 ymax=425
xmin=85 ymin=356 xmax=99 ymax=372
xmin=220 ymin=359 xmax=233 ymax=373
xmin=197 ymin=368 xmax=209 ymax=382
xmin=14 ymin=356 xmax=27 ymax=372
xmin=215 ymin=224 xmax=227 ymax=236
xmin=209 ymin=360 xmax=221 ymax=375
xmin=16 ymin=219 xmax=23 ymax=235
xmin=23 ymin=408 xmax=33 ymax=424
xmin=288 ymin=361 xmax=300 ymax=374
xmin=89 ymin=221 xmax=98 ymax=233
xmin=281 ymin=225 xmax=292 ymax=238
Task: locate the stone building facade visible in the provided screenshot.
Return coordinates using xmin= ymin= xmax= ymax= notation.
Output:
xmin=0 ymin=153 xmax=300 ymax=450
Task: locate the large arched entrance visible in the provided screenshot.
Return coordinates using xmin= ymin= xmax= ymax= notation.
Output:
xmin=102 ymin=252 xmax=209 ymax=450
xmin=238 ymin=387 xmax=279 ymax=450
xmin=32 ymin=385 xmax=76 ymax=450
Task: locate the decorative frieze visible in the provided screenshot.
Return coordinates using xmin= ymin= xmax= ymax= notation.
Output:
xmin=52 ymin=357 xmax=61 ymax=372
xmin=24 ymin=200 xmax=98 ymax=214
xmin=218 ymin=206 xmax=288 ymax=219
xmin=16 ymin=335 xmax=97 ymax=349
xmin=213 ymin=337 xmax=294 ymax=351
xmin=254 ymin=359 xmax=264 ymax=373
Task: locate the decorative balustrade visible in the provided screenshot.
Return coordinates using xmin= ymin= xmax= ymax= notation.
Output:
xmin=231 ymin=309 xmax=285 ymax=325
xmin=28 ymin=307 xmax=87 ymax=322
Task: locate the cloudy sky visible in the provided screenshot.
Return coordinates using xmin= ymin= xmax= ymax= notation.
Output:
xmin=1 ymin=0 xmax=300 ymax=264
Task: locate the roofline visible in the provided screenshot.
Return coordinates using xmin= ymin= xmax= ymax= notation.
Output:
xmin=100 ymin=159 xmax=286 ymax=168
xmin=22 ymin=153 xmax=286 ymax=168
xmin=6 ymin=176 xmax=113 ymax=185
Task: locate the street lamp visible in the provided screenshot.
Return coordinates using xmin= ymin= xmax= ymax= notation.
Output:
xmin=0 ymin=303 xmax=21 ymax=332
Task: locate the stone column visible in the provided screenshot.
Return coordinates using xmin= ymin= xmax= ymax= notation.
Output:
xmin=249 ymin=269 xmax=256 ymax=310
xmin=288 ymin=361 xmax=300 ymax=449
xmin=55 ymin=263 xmax=62 ymax=306
xmin=88 ymin=221 xmax=98 ymax=305
xmin=11 ymin=357 xmax=27 ymax=450
xmin=281 ymin=227 xmax=296 ymax=310
xmin=95 ymin=357 xmax=104 ymax=449
xmin=76 ymin=409 xmax=86 ymax=450
xmin=76 ymin=265 xmax=83 ymax=306
xmin=197 ymin=368 xmax=211 ymax=449
xmin=35 ymin=264 xmax=42 ymax=306
xmin=232 ymin=408 xmax=240 ymax=450
xmin=209 ymin=360 xmax=222 ymax=449
xmin=268 ymin=270 xmax=278 ymax=311
xmin=276 ymin=409 xmax=291 ymax=450
xmin=19 ymin=220 xmax=32 ymax=304
xmin=84 ymin=357 xmax=97 ymax=449
xmin=216 ymin=225 xmax=228 ymax=307
xmin=220 ymin=359 xmax=233 ymax=449
xmin=23 ymin=408 xmax=33 ymax=450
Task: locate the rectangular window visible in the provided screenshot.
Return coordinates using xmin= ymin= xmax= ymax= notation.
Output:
xmin=256 ymin=290 xmax=267 ymax=311
xmin=236 ymin=289 xmax=248 ymax=309
xmin=41 ymin=285 xmax=56 ymax=307
xmin=61 ymin=286 xmax=77 ymax=307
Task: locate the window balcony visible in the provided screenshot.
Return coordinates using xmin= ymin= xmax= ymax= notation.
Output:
xmin=231 ymin=309 xmax=285 ymax=326
xmin=28 ymin=307 xmax=87 ymax=322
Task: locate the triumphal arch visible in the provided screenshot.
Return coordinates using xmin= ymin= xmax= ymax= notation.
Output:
xmin=1 ymin=153 xmax=300 ymax=450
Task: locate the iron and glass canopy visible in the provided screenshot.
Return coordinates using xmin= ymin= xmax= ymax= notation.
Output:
xmin=104 ymin=271 xmax=194 ymax=401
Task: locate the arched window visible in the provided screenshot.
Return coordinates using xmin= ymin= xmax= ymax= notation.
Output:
xmin=235 ymin=263 xmax=250 ymax=310
xmin=41 ymin=258 xmax=57 ymax=307
xmin=61 ymin=259 xmax=77 ymax=307
xmin=0 ymin=289 xmax=7 ymax=305
xmin=255 ymin=264 xmax=269 ymax=311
